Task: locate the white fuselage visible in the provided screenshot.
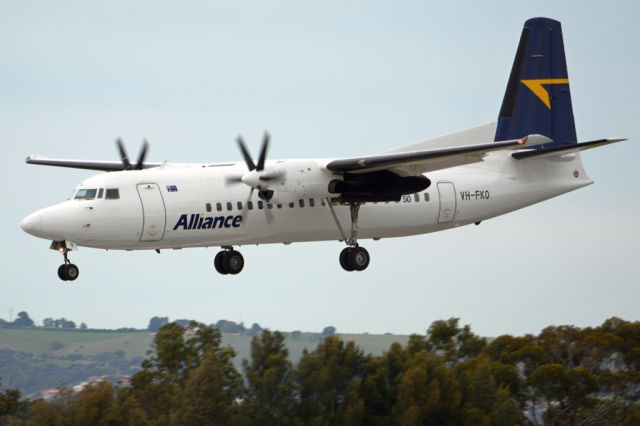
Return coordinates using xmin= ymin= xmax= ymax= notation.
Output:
xmin=21 ymin=151 xmax=592 ymax=251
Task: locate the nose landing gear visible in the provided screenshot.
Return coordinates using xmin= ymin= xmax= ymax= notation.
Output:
xmin=57 ymin=248 xmax=79 ymax=281
xmin=214 ymin=247 xmax=244 ymax=275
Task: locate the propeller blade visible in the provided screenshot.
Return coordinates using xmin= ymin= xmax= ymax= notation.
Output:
xmin=264 ymin=204 xmax=274 ymax=224
xmin=256 ymin=132 xmax=270 ymax=171
xmin=236 ymin=136 xmax=256 ymax=171
xmin=241 ymin=188 xmax=255 ymax=225
xmin=225 ymin=175 xmax=244 ymax=185
xmin=135 ymin=139 xmax=149 ymax=170
xmin=258 ymin=171 xmax=284 ymax=182
xmin=116 ymin=138 xmax=132 ymax=170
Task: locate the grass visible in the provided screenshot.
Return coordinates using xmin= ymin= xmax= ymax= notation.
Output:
xmin=0 ymin=328 xmax=409 ymax=364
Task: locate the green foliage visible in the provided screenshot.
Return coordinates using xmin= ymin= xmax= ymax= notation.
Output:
xmin=1 ymin=317 xmax=639 ymax=426
xmin=242 ymin=330 xmax=294 ymax=425
xmin=295 ymin=335 xmax=367 ymax=424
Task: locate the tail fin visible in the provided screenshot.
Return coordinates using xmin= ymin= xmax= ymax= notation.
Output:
xmin=495 ymin=18 xmax=577 ymax=149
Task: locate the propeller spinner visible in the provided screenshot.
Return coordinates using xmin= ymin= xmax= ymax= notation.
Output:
xmin=229 ymin=132 xmax=281 ymax=201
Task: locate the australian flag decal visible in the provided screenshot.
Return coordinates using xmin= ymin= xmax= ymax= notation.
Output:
xmin=166 ymin=185 xmax=178 ymax=192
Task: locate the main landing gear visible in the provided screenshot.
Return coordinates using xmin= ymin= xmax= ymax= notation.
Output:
xmin=326 ymin=200 xmax=371 ymax=272
xmin=57 ymin=249 xmax=79 ymax=281
xmin=214 ymin=248 xmax=244 ymax=275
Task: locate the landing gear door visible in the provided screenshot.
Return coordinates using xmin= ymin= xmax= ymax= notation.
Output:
xmin=137 ymin=183 xmax=166 ymax=242
xmin=437 ymin=182 xmax=457 ymax=224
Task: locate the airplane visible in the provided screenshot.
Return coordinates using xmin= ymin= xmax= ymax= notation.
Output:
xmin=20 ymin=17 xmax=624 ymax=281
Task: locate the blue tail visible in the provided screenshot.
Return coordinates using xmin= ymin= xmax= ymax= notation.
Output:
xmin=495 ymin=18 xmax=577 ymax=149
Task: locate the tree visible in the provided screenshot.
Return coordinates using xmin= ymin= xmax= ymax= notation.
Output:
xmin=43 ymin=318 xmax=55 ymax=328
xmin=129 ymin=322 xmax=241 ymax=423
xmin=79 ymin=323 xmax=88 ymax=330
xmin=0 ymin=383 xmax=22 ymax=417
xmin=147 ymin=316 xmax=168 ymax=332
xmin=13 ymin=311 xmax=34 ymax=328
xmin=322 ymin=326 xmax=336 ymax=336
xmin=242 ymin=330 xmax=294 ymax=425
xmin=214 ymin=319 xmax=245 ymax=334
xmin=425 ymin=318 xmax=485 ymax=363
xmin=295 ymin=336 xmax=367 ymax=424
xmin=72 ymin=381 xmax=117 ymax=426
xmin=245 ymin=322 xmax=263 ymax=336
xmin=172 ymin=346 xmax=240 ymax=426
xmin=392 ymin=350 xmax=461 ymax=425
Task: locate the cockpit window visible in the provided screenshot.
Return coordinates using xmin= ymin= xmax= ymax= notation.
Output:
xmin=97 ymin=189 xmax=104 ymax=198
xmin=105 ymin=188 xmax=120 ymax=199
xmin=74 ymin=189 xmax=97 ymax=200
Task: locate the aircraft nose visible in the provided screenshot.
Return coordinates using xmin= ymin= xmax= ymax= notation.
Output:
xmin=20 ymin=212 xmax=43 ymax=235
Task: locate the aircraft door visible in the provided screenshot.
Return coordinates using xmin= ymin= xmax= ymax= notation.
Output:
xmin=137 ymin=183 xmax=166 ymax=242
xmin=437 ymin=182 xmax=457 ymax=224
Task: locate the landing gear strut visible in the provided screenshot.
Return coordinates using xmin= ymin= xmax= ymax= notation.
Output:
xmin=326 ymin=199 xmax=371 ymax=272
xmin=57 ymin=248 xmax=79 ymax=281
xmin=214 ymin=247 xmax=244 ymax=275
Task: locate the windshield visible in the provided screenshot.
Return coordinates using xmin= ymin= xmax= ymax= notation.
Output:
xmin=74 ymin=188 xmax=97 ymax=200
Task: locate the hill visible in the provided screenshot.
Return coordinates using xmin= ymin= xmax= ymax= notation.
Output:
xmin=0 ymin=327 xmax=408 ymax=397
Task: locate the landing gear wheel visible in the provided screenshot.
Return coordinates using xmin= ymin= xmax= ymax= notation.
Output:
xmin=347 ymin=246 xmax=370 ymax=271
xmin=339 ymin=247 xmax=354 ymax=272
xmin=59 ymin=264 xmax=79 ymax=281
xmin=223 ymin=250 xmax=244 ymax=275
xmin=58 ymin=265 xmax=68 ymax=281
xmin=214 ymin=251 xmax=228 ymax=275
xmin=214 ymin=250 xmax=244 ymax=275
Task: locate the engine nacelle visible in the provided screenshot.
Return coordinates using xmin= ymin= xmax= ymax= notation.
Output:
xmin=259 ymin=160 xmax=336 ymax=203
xmin=329 ymin=171 xmax=430 ymax=202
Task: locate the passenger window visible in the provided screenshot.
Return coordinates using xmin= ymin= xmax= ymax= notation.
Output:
xmin=414 ymin=193 xmax=420 ymax=202
xmin=258 ymin=201 xmax=264 ymax=210
xmin=321 ymin=199 xmax=326 ymax=206
xmin=298 ymin=199 xmax=305 ymax=208
xmin=247 ymin=201 xmax=253 ymax=210
xmin=267 ymin=203 xmax=273 ymax=210
xmin=289 ymin=202 xmax=294 ymax=208
xmin=105 ymin=189 xmax=119 ymax=199
xmin=216 ymin=202 xmax=222 ymax=212
xmin=75 ymin=189 xmax=97 ymax=200
xmin=424 ymin=192 xmax=430 ymax=202
xmin=206 ymin=203 xmax=212 ymax=212
xmin=277 ymin=204 xmax=282 ymax=209
xmin=309 ymin=198 xmax=315 ymax=207
xmin=226 ymin=202 xmax=232 ymax=211
xmin=97 ymin=189 xmax=104 ymax=199
xmin=237 ymin=201 xmax=243 ymax=210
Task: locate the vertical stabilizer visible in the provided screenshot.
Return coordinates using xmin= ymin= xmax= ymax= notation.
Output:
xmin=495 ymin=18 xmax=577 ymax=149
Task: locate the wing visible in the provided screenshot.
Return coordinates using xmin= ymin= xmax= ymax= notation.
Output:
xmin=25 ymin=156 xmax=164 ymax=171
xmin=326 ymin=134 xmax=551 ymax=175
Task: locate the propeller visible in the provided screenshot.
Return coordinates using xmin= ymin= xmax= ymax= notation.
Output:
xmin=227 ymin=132 xmax=279 ymax=224
xmin=116 ymin=138 xmax=149 ymax=170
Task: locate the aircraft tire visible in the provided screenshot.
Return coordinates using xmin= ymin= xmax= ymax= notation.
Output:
xmin=62 ymin=264 xmax=79 ymax=281
xmin=223 ymin=250 xmax=244 ymax=275
xmin=214 ymin=251 xmax=228 ymax=275
xmin=58 ymin=265 xmax=68 ymax=281
xmin=339 ymin=247 xmax=354 ymax=271
xmin=347 ymin=247 xmax=370 ymax=271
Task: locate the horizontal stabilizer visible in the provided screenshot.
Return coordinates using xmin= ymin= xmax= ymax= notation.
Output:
xmin=511 ymin=138 xmax=626 ymax=160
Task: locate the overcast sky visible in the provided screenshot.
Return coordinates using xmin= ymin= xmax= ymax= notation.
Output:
xmin=1 ymin=1 xmax=638 ymax=337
